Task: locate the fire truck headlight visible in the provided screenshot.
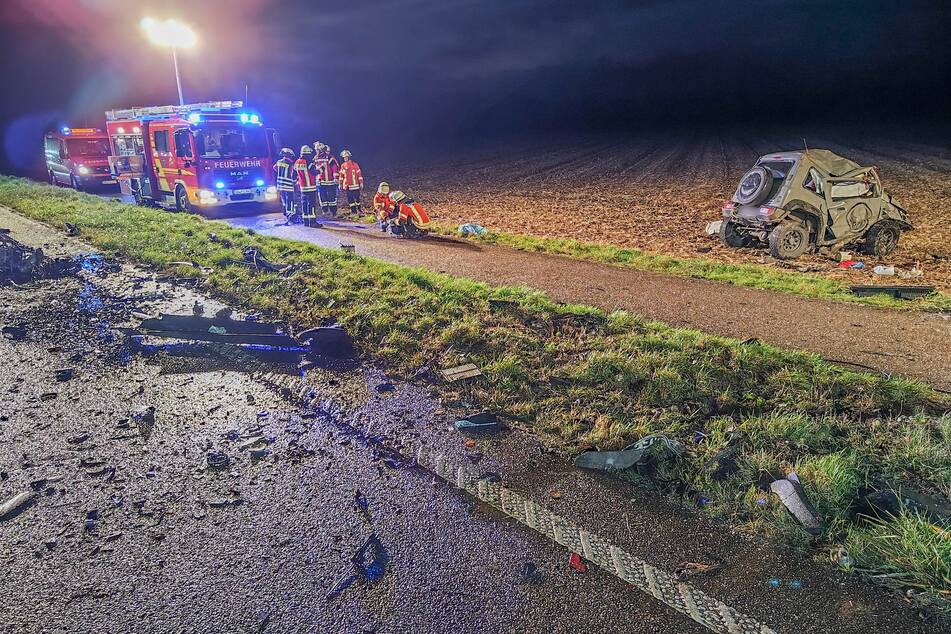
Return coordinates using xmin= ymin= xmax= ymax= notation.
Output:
xmin=77 ymin=165 xmax=90 ymax=175
xmin=198 ymin=189 xmax=214 ymax=200
xmin=265 ymin=186 xmax=277 ymax=195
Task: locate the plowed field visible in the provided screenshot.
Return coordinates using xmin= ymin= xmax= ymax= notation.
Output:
xmin=382 ymin=134 xmax=951 ymax=292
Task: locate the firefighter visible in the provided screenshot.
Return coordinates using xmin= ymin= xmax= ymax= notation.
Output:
xmin=293 ymin=145 xmax=318 ymax=226
xmin=338 ymin=149 xmax=364 ymax=215
xmin=314 ymin=142 xmax=340 ymax=217
xmin=373 ymin=181 xmax=395 ymax=231
xmin=273 ymin=147 xmax=297 ymax=221
xmin=388 ymin=190 xmax=431 ymax=236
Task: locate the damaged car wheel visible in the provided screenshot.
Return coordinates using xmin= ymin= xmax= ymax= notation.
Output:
xmin=719 ymin=220 xmax=755 ymax=248
xmin=862 ymin=221 xmax=900 ymax=257
xmin=768 ymin=222 xmax=810 ymax=260
xmin=735 ymin=166 xmax=773 ymax=206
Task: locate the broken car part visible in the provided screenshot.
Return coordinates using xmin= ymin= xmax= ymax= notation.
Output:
xmin=769 ymin=472 xmax=823 ymax=535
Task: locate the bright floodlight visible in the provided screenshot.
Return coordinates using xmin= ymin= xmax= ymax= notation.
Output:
xmin=140 ymin=17 xmax=197 ymax=49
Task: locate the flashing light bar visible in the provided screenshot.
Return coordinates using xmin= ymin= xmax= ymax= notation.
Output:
xmin=104 ymin=100 xmax=244 ymax=121
xmin=60 ymin=127 xmax=103 ymax=136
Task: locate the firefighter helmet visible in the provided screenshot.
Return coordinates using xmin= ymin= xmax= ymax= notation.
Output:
xmin=313 ymin=141 xmax=325 ymax=151
xmin=281 ymin=147 xmax=295 ymax=158
xmin=377 ymin=182 xmax=390 ymax=194
xmin=389 ymin=190 xmax=406 ymax=203
xmin=299 ymin=145 xmax=313 ymax=155
xmin=340 ymin=149 xmax=352 ymax=159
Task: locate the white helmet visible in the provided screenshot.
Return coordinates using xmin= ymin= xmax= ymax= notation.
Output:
xmin=340 ymin=149 xmax=352 ymax=159
xmin=377 ymin=181 xmax=390 ymax=194
xmin=388 ymin=190 xmax=406 ymax=203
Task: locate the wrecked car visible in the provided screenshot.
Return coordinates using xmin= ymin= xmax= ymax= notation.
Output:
xmin=719 ymin=149 xmax=911 ymax=259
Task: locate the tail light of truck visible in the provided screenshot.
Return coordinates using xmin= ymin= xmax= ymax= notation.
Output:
xmin=721 ymin=201 xmax=735 ymax=211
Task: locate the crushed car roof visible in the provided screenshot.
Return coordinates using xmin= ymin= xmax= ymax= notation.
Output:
xmin=759 ymin=149 xmax=863 ymax=177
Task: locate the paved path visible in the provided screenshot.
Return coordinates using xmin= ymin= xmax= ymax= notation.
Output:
xmin=221 ymin=210 xmax=951 ymax=390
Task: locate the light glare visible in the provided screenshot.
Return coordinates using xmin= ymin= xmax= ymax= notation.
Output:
xmin=141 ymin=17 xmax=198 ymax=49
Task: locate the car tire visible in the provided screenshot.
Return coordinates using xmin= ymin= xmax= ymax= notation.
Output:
xmin=175 ymin=185 xmax=192 ymax=213
xmin=768 ymin=222 xmax=810 ymax=260
xmin=719 ymin=220 xmax=755 ymax=248
xmin=862 ymin=221 xmax=900 ymax=257
xmin=735 ymin=166 xmax=773 ymax=206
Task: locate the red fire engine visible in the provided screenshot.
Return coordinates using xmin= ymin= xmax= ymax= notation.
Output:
xmin=44 ymin=127 xmax=115 ymax=191
xmin=105 ymin=101 xmax=280 ymax=211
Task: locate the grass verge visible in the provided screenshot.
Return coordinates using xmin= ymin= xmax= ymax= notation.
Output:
xmin=429 ymin=223 xmax=951 ymax=312
xmin=2 ymin=175 xmax=949 ymax=600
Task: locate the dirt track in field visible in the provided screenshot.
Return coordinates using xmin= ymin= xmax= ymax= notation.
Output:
xmin=378 ymin=133 xmax=951 ymax=292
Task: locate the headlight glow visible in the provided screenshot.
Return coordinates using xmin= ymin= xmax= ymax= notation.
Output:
xmin=77 ymin=165 xmax=90 ymax=175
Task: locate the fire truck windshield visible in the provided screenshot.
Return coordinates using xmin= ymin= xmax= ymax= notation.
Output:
xmin=196 ymin=126 xmax=267 ymax=159
xmin=65 ymin=138 xmax=110 ymax=158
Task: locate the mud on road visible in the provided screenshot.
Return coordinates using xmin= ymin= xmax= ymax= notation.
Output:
xmin=0 ymin=214 xmax=944 ymax=633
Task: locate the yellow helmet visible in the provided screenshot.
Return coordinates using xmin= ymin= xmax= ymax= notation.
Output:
xmin=377 ymin=181 xmax=390 ymax=194
xmin=300 ymin=145 xmax=313 ymax=155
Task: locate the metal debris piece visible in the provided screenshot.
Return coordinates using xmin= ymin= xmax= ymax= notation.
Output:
xmin=856 ymin=488 xmax=951 ymax=528
xmin=770 ymin=472 xmax=823 ymax=535
xmin=675 ymin=559 xmax=722 ymax=582
xmin=1 ymin=323 xmax=27 ymax=340
xmin=575 ymin=434 xmax=686 ymax=472
xmin=1 ymin=231 xmax=79 ymax=283
xmin=206 ymin=452 xmax=230 ymax=470
xmin=238 ymin=435 xmax=267 ymax=451
xmin=0 ymin=491 xmax=37 ymax=520
xmin=439 ymin=363 xmax=482 ymax=383
xmin=374 ymin=382 xmax=395 ymax=393
xmin=520 ymin=562 xmax=545 ymax=585
xmin=68 ymin=432 xmax=90 ymax=444
xmin=849 ymin=285 xmax=935 ymax=300
xmin=297 ymin=325 xmax=355 ymax=359
xmin=54 ymin=368 xmax=75 ymax=381
xmin=454 ymin=412 xmax=500 ymax=433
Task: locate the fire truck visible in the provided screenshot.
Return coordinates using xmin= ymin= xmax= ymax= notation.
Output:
xmin=44 ymin=127 xmax=115 ymax=191
xmin=104 ymin=101 xmax=280 ymax=211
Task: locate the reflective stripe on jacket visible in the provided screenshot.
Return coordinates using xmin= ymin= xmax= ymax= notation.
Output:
xmin=338 ymin=159 xmax=363 ymax=190
xmin=273 ymin=158 xmax=296 ymax=192
xmin=293 ymin=157 xmax=317 ymax=191
xmin=314 ymin=153 xmax=340 ymax=185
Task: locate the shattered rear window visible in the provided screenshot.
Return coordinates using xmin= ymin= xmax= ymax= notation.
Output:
xmin=756 ymin=159 xmax=795 ymax=202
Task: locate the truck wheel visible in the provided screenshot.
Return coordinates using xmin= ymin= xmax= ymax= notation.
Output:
xmin=735 ymin=166 xmax=773 ymax=206
xmin=862 ymin=221 xmax=900 ymax=257
xmin=175 ymin=185 xmax=192 ymax=213
xmin=768 ymin=222 xmax=809 ymax=260
xmin=719 ymin=220 xmax=754 ymax=248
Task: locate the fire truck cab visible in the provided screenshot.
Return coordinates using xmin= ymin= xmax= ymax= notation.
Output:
xmin=44 ymin=127 xmax=115 ymax=191
xmin=105 ymin=101 xmax=280 ymax=211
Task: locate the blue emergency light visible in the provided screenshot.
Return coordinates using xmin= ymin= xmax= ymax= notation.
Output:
xmin=239 ymin=113 xmax=249 ymax=123
xmin=255 ymin=179 xmax=265 ymax=187
xmin=215 ymin=181 xmax=225 ymax=189
xmin=188 ymin=113 xmax=201 ymax=123
xmin=61 ymin=127 xmax=71 ymax=135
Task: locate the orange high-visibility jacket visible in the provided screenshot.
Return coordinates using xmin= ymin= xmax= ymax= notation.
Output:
xmin=373 ymin=192 xmax=395 ymax=219
xmin=338 ymin=159 xmax=363 ymax=190
xmin=293 ymin=157 xmax=317 ymax=192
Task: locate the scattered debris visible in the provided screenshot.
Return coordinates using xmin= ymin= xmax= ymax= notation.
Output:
xmin=354 ymin=490 xmax=370 ymax=520
xmin=1 ymin=231 xmax=80 ymax=283
xmin=549 ymin=490 xmax=562 ymax=500
xmin=206 ymin=451 xmax=230 ymax=470
xmin=374 ymin=382 xmax=395 ymax=394
xmin=458 ymin=223 xmax=487 ymax=237
xmin=84 ymin=509 xmax=99 ymax=532
xmin=0 ymin=491 xmax=37 ymax=520
xmin=575 ymin=434 xmax=686 ymax=472
xmin=854 ymin=487 xmax=951 ymax=528
xmin=454 ymin=412 xmax=500 ymax=433
xmin=520 ymin=562 xmax=545 ymax=585
xmin=249 ymin=448 xmax=269 ymax=461
xmin=770 ymin=472 xmax=823 ymax=535
xmin=54 ymin=368 xmax=75 ymax=382
xmin=674 ymin=559 xmax=722 ymax=582
xmin=1 ymin=323 xmax=28 ymax=340
xmin=440 ymin=364 xmax=483 ymax=382
xmin=704 ymin=220 xmax=722 ymax=236
xmin=848 ymin=285 xmax=935 ymax=300
xmin=235 ymin=247 xmax=308 ymax=276
xmin=238 ymin=435 xmax=267 ymax=451
xmin=872 ymin=265 xmax=895 ymax=276
xmin=837 ymin=251 xmax=853 ymax=263
xmin=64 ymin=222 xmax=79 ymax=236
xmin=297 ymin=325 xmax=355 ymax=359
xmin=67 ymin=432 xmax=90 ymax=444
xmin=568 ymin=552 xmax=588 ymax=573
xmin=340 ymin=244 xmax=356 ymax=254
xmin=327 ymin=534 xmax=390 ymax=601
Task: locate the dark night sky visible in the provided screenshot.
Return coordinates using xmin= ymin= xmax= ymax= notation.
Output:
xmin=1 ymin=0 xmax=949 ymax=173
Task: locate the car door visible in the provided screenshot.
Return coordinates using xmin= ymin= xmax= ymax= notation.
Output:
xmin=824 ymin=170 xmax=882 ymax=241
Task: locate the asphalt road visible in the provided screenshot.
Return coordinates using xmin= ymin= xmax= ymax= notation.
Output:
xmin=1 ymin=206 xmax=942 ymax=634
xmin=217 ymin=208 xmax=951 ymax=391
